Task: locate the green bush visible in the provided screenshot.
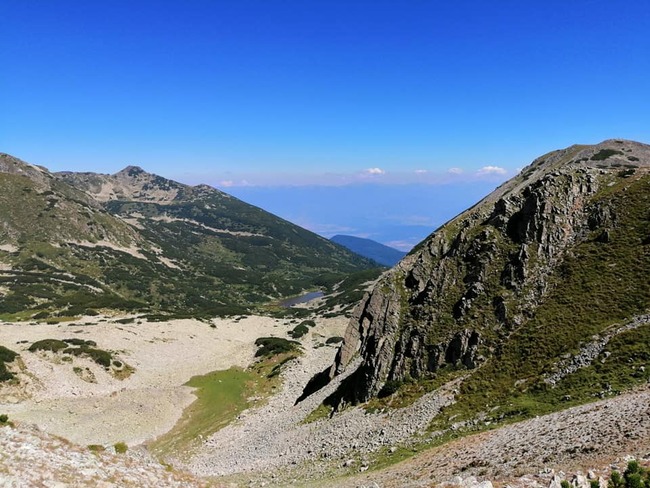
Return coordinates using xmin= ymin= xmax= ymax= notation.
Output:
xmin=325 ymin=336 xmax=344 ymax=344
xmin=590 ymin=149 xmax=624 ymax=161
xmin=64 ymin=346 xmax=113 ymax=368
xmin=289 ymin=324 xmax=309 ymax=339
xmin=28 ymin=339 xmax=68 ymax=353
xmin=63 ymin=338 xmax=97 ymax=347
xmin=0 ymin=346 xmax=18 ymax=363
xmin=610 ymin=471 xmax=623 ymax=488
xmin=0 ymin=363 xmax=14 ymax=382
xmin=299 ymin=319 xmax=316 ymax=328
xmin=0 ymin=414 xmax=9 ymax=424
xmin=254 ymin=337 xmax=299 ymax=358
xmin=114 ymin=441 xmax=128 ymax=454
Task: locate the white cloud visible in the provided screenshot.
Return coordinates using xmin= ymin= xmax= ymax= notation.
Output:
xmin=476 ymin=165 xmax=507 ymax=176
xmin=447 ymin=167 xmax=464 ymax=175
xmin=364 ymin=167 xmax=385 ymax=175
xmin=414 ymin=169 xmax=428 ymax=174
xmin=218 ymin=180 xmax=235 ymax=187
xmin=385 ymin=240 xmax=417 ymax=252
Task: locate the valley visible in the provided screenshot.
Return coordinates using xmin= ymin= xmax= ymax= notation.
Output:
xmin=1 ymin=139 xmax=650 ymax=487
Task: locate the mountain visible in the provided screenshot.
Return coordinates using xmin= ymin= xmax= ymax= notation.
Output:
xmin=0 ymin=154 xmax=377 ymax=318
xmin=330 ymin=235 xmax=406 ymax=266
xmin=308 ymin=139 xmax=650 ymax=430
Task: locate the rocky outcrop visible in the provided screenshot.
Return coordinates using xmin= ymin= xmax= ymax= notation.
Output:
xmin=318 ymin=139 xmax=650 ymax=406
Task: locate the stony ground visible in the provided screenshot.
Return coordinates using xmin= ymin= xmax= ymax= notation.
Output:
xmin=2 ymin=313 xmax=649 ymax=488
xmin=0 ymin=421 xmax=206 ymax=487
xmin=333 ymin=383 xmax=650 ymax=488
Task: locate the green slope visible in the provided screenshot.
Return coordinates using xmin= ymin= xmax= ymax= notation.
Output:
xmin=0 ymin=154 xmax=378 ymax=319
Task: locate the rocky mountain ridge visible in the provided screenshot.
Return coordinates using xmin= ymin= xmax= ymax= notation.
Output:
xmin=316 ymin=139 xmax=649 ymax=419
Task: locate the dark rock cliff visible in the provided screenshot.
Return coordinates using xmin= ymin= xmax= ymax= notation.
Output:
xmin=316 ymin=139 xmax=650 ymax=406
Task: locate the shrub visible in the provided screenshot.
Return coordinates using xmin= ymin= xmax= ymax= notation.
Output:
xmin=610 ymin=471 xmax=623 ymax=488
xmin=625 ymin=474 xmax=644 ymax=488
xmin=590 ymin=149 xmax=624 ymax=161
xmin=64 ymin=338 xmax=97 ymax=347
xmin=114 ymin=318 xmax=135 ymax=324
xmin=28 ymin=339 xmax=68 ymax=353
xmin=325 ymin=336 xmax=344 ymax=344
xmin=289 ymin=324 xmax=309 ymax=339
xmin=87 ymin=444 xmax=105 ymax=452
xmin=300 ymin=319 xmax=316 ymax=328
xmin=64 ymin=346 xmax=113 ymax=368
xmin=0 ymin=346 xmax=18 ymax=363
xmin=0 ymin=363 xmax=14 ymax=382
xmin=114 ymin=441 xmax=128 ymax=454
xmin=254 ymin=337 xmax=299 ymax=358
xmin=378 ymin=379 xmax=402 ymax=398
xmin=0 ymin=414 xmax=8 ymax=424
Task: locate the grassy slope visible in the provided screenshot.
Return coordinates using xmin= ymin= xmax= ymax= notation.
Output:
xmin=1 ymin=161 xmax=381 ymax=319
xmin=149 ymin=346 xmax=300 ymax=459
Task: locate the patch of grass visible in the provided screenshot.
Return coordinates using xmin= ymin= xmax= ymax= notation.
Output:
xmin=302 ymin=403 xmax=333 ymax=423
xmin=149 ymin=367 xmax=261 ymax=458
xmin=87 ymin=444 xmax=105 ymax=452
xmin=150 ymin=340 xmax=301 ymax=459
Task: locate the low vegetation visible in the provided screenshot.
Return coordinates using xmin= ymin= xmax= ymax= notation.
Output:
xmin=289 ymin=323 xmax=310 ymax=339
xmin=149 ymin=335 xmax=302 ymax=459
xmin=429 ymin=176 xmax=650 ymax=433
xmin=0 ymin=345 xmax=19 ymax=382
xmin=113 ymin=441 xmax=128 ymax=454
xmin=557 ymin=460 xmax=650 ymax=488
xmin=28 ymin=339 xmax=68 ymax=353
xmin=325 ymin=336 xmax=343 ymax=344
xmin=0 ymin=413 xmax=13 ymax=427
xmin=254 ymin=337 xmax=300 ymax=358
xmin=27 ymin=338 xmax=120 ymax=370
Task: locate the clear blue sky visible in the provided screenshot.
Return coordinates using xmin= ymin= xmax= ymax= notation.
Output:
xmin=2 ymin=1 xmax=649 ymax=249
xmin=3 ymin=1 xmax=649 ymax=179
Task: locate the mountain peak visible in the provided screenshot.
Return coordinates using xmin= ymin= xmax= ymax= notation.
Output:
xmin=116 ymin=165 xmax=147 ymax=177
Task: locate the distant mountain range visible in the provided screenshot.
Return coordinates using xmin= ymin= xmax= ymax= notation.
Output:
xmin=0 ymin=154 xmax=378 ymax=319
xmin=330 ymin=235 xmax=406 ymax=266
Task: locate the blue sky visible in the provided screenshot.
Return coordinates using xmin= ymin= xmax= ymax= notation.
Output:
xmin=2 ymin=1 xmax=650 ymax=250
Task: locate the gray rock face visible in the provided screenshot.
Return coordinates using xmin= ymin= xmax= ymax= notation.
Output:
xmin=323 ymin=139 xmax=650 ymax=405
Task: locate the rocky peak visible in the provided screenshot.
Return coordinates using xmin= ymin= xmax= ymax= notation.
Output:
xmin=309 ymin=139 xmax=650 ymax=407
